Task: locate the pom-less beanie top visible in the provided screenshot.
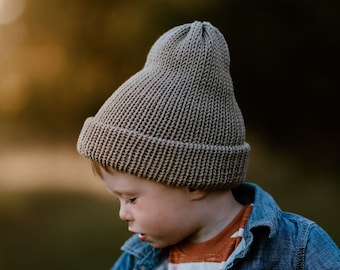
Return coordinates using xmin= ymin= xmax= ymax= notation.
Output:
xmin=77 ymin=21 xmax=250 ymax=191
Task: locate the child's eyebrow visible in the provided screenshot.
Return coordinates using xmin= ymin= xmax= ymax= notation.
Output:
xmin=119 ymin=191 xmax=137 ymax=197
xmin=105 ymin=188 xmax=136 ymax=197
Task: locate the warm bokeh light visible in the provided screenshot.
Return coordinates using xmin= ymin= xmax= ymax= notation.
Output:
xmin=0 ymin=144 xmax=105 ymax=194
xmin=0 ymin=0 xmax=25 ymax=24
xmin=0 ymin=1 xmax=338 ymax=269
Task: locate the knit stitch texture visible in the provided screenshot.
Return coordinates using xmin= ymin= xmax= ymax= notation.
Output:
xmin=77 ymin=21 xmax=250 ymax=190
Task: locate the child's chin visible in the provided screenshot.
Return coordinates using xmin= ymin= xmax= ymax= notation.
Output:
xmin=146 ymin=239 xmax=166 ymax=248
xmin=150 ymin=242 xmax=168 ymax=248
xmin=149 ymin=239 xmax=178 ymax=249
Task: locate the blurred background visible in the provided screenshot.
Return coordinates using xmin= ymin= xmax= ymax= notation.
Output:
xmin=0 ymin=0 xmax=339 ymax=269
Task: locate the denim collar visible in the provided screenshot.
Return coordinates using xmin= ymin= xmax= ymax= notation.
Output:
xmin=233 ymin=182 xmax=281 ymax=239
xmin=121 ymin=234 xmax=167 ymax=268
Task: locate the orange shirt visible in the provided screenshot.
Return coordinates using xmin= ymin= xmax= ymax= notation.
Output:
xmin=168 ymin=204 xmax=253 ymax=269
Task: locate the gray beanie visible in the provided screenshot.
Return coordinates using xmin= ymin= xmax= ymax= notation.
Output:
xmin=77 ymin=21 xmax=250 ymax=191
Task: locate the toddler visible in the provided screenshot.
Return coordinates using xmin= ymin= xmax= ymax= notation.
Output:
xmin=77 ymin=21 xmax=340 ymax=269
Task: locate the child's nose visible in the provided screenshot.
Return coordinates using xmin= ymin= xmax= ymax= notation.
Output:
xmin=119 ymin=204 xmax=132 ymax=221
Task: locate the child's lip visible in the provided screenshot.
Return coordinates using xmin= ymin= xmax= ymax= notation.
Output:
xmin=139 ymin=233 xmax=147 ymax=241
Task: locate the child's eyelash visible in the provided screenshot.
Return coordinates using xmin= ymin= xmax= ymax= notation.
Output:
xmin=126 ymin=198 xmax=136 ymax=204
xmin=111 ymin=194 xmax=136 ymax=204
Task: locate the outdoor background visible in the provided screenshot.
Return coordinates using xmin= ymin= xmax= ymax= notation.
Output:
xmin=0 ymin=0 xmax=339 ymax=269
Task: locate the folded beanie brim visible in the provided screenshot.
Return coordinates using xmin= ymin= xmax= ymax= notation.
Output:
xmin=77 ymin=117 xmax=250 ymax=190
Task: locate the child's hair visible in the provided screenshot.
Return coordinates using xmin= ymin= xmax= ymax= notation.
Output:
xmin=91 ymin=160 xmax=107 ymax=179
xmin=77 ymin=21 xmax=250 ymax=191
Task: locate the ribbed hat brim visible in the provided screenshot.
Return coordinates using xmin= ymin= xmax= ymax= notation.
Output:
xmin=77 ymin=117 xmax=250 ymax=190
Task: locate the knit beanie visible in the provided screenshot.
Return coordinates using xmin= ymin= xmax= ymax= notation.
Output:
xmin=77 ymin=21 xmax=250 ymax=191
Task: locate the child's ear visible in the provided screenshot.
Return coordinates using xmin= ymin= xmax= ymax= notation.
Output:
xmin=187 ymin=188 xmax=207 ymax=200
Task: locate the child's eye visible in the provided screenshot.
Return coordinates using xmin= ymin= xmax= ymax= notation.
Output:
xmin=125 ymin=198 xmax=136 ymax=204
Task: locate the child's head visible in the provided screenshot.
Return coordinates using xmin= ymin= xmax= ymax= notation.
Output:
xmin=77 ymin=21 xmax=250 ymax=192
xmin=93 ymin=161 xmax=244 ymax=248
xmin=97 ymin=163 xmax=209 ymax=248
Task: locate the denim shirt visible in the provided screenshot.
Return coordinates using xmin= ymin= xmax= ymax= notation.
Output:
xmin=111 ymin=183 xmax=340 ymax=270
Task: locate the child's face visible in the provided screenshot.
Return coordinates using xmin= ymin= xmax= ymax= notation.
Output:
xmin=100 ymin=168 xmax=202 ymax=248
